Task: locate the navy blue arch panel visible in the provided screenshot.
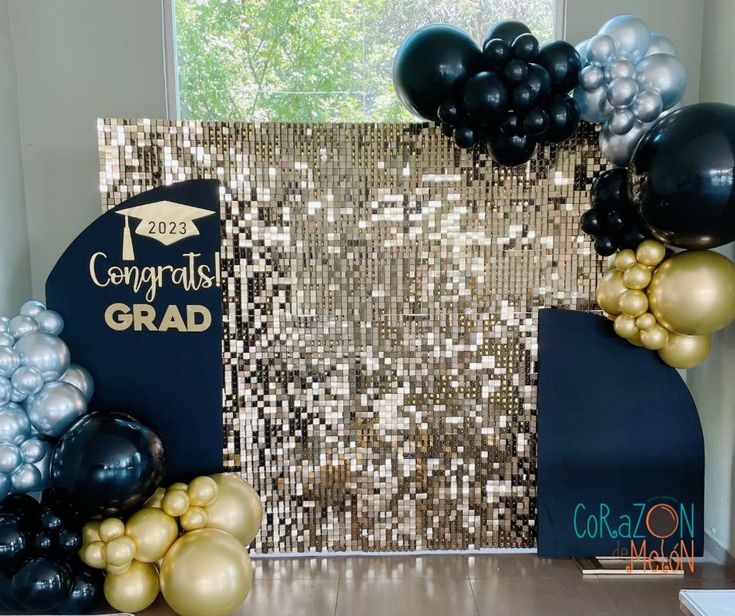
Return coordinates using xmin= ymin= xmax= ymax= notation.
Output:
xmin=46 ymin=180 xmax=223 ymax=481
xmin=537 ymin=309 xmax=704 ymax=558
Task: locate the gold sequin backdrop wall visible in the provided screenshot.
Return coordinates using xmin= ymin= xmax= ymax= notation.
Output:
xmin=99 ymin=120 xmax=607 ymax=553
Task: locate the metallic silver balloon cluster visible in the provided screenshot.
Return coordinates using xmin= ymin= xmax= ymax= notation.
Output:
xmin=573 ymin=15 xmax=686 ymax=166
xmin=0 ymin=300 xmax=93 ymax=499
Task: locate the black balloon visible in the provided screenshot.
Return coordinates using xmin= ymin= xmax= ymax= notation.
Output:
xmin=580 ymin=209 xmax=602 ymax=235
xmin=504 ymin=58 xmax=528 ymax=83
xmin=630 ymin=103 xmax=735 ymax=249
xmin=484 ymin=20 xmax=531 ymax=46
xmin=488 ymin=131 xmax=537 ymax=166
xmin=440 ymin=122 xmax=454 ymax=137
xmin=483 ymin=38 xmax=511 ymax=69
xmin=524 ymin=109 xmax=549 ymax=137
xmin=594 ymin=236 xmax=617 ymax=257
xmin=593 ymin=168 xmax=628 ymax=209
xmin=437 ymin=101 xmax=461 ymax=124
xmin=526 ymin=63 xmax=552 ymax=100
xmin=394 ymin=25 xmax=484 ymax=121
xmin=55 ymin=568 xmax=103 ymax=615
xmin=512 ymin=84 xmax=537 ymax=111
xmin=511 ymin=33 xmax=539 ymax=61
xmin=463 ymin=71 xmax=508 ymax=120
xmin=0 ymin=515 xmax=28 ymax=571
xmin=499 ymin=112 xmax=522 ymax=135
xmin=536 ymin=40 xmax=582 ymax=93
xmin=12 ymin=557 xmax=72 ymax=611
xmin=50 ymin=412 xmax=166 ymax=518
xmin=544 ymin=94 xmax=580 ymax=143
xmin=454 ymin=125 xmax=478 ymax=148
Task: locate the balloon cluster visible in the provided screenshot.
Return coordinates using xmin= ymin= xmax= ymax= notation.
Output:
xmin=0 ymin=300 xmax=93 ymax=499
xmin=573 ymin=15 xmax=686 ymax=166
xmin=0 ymin=494 xmax=103 ymax=614
xmin=580 ymin=168 xmax=649 ymax=256
xmin=393 ymin=21 xmax=582 ymax=167
xmin=80 ymin=473 xmax=262 ymax=616
xmin=597 ymin=240 xmax=735 ymax=368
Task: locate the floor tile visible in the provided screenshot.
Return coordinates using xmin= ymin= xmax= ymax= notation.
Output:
xmin=253 ymin=556 xmax=343 ymax=579
xmin=237 ymin=579 xmax=339 ymax=616
xmin=466 ymin=554 xmax=579 ymax=579
xmin=340 ymin=555 xmax=469 ymax=580
xmin=335 ymin=577 xmax=479 ymax=616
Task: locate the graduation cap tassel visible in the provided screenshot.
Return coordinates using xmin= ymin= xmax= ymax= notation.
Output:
xmin=122 ymin=214 xmax=135 ymax=261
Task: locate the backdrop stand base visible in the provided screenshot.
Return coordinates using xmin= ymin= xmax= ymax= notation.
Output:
xmin=574 ymin=556 xmax=685 ymax=576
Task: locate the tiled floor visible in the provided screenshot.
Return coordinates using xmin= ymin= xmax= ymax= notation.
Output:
xmin=141 ymin=552 xmax=735 ymax=616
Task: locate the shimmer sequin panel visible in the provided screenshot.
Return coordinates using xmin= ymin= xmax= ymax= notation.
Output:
xmin=98 ymin=120 xmax=607 ymax=553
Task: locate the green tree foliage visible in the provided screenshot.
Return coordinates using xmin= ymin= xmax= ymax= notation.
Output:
xmin=176 ymin=0 xmax=554 ymax=122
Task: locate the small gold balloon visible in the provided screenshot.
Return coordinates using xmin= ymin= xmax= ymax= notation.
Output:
xmin=80 ymin=540 xmax=106 ymax=569
xmin=618 ymin=289 xmax=649 ymax=317
xmin=627 ymin=330 xmax=643 ymax=347
xmin=614 ymin=314 xmax=638 ymax=339
xmin=125 ymin=507 xmax=179 ymax=563
xmin=615 ymin=249 xmax=637 ymax=271
xmin=188 ymin=476 xmax=219 ymax=507
xmin=596 ymin=269 xmax=628 ymax=316
xmin=205 ymin=474 xmax=263 ymax=547
xmin=162 ymin=489 xmax=190 ymax=518
xmin=623 ymin=264 xmax=652 ymax=290
xmin=636 ymin=239 xmax=666 ymax=267
xmin=169 ymin=482 xmax=189 ymax=492
xmin=635 ymin=313 xmax=657 ymax=331
xmin=145 ymin=487 xmax=166 ymax=509
xmin=160 ymin=529 xmax=253 ymax=616
xmin=82 ymin=521 xmax=101 ymax=544
xmin=181 ymin=506 xmax=208 ymax=531
xmin=106 ymin=561 xmax=133 ymax=575
xmin=658 ymin=332 xmax=712 ymax=369
xmin=649 ymin=250 xmax=735 ymax=335
xmin=105 ymin=535 xmax=136 ymax=568
xmin=99 ymin=518 xmax=125 ymax=542
xmin=104 ymin=560 xmax=160 ymax=613
xmin=640 ymin=324 xmax=670 ymax=350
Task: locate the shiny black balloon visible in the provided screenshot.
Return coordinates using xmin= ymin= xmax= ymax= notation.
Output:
xmin=482 ymin=38 xmax=511 ymax=69
xmin=0 ymin=515 xmax=28 ymax=572
xmin=55 ymin=568 xmax=103 ymax=615
xmin=57 ymin=529 xmax=82 ymax=553
xmin=512 ymin=83 xmax=537 ymax=111
xmin=440 ymin=122 xmax=455 ymax=137
xmin=50 ymin=412 xmax=166 ymax=518
xmin=437 ymin=101 xmax=461 ymax=124
xmin=504 ymin=58 xmax=528 ymax=84
xmin=630 ymin=103 xmax=735 ymax=249
xmin=463 ymin=71 xmax=508 ymax=120
xmin=0 ymin=494 xmax=41 ymax=521
xmin=536 ymin=40 xmax=582 ymax=93
xmin=12 ymin=557 xmax=72 ymax=611
xmin=526 ymin=63 xmax=552 ymax=100
xmin=394 ymin=25 xmax=484 ymax=121
xmin=484 ymin=20 xmax=531 ymax=46
xmin=499 ymin=112 xmax=522 ymax=135
xmin=543 ymin=94 xmax=580 ymax=143
xmin=618 ymin=225 xmax=650 ymax=250
xmin=33 ymin=531 xmax=54 ymax=554
xmin=524 ymin=108 xmax=549 ymax=137
xmin=511 ymin=33 xmax=539 ymax=61
xmin=592 ymin=169 xmax=628 ymax=212
xmin=594 ymin=236 xmax=617 ymax=257
xmin=580 ymin=209 xmax=602 ymax=235
xmin=454 ymin=126 xmax=478 ymax=148
xmin=488 ymin=131 xmax=537 ymax=167
xmin=606 ymin=209 xmax=629 ymax=232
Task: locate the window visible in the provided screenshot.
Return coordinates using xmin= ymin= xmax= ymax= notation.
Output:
xmin=172 ymin=0 xmax=560 ymax=122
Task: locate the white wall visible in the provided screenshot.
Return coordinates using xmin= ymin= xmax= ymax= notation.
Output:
xmin=0 ymin=0 xmax=31 ymax=315
xmin=8 ymin=0 xmax=169 ymax=298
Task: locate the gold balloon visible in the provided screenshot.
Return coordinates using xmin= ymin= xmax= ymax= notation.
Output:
xmin=104 ymin=560 xmax=160 ymax=613
xmin=640 ymin=324 xmax=669 ymax=351
xmin=145 ymin=487 xmax=166 ymax=509
xmin=623 ymin=264 xmax=652 ymax=290
xmin=160 ymin=529 xmax=253 ymax=616
xmin=125 ymin=507 xmax=179 ymax=563
xmin=181 ymin=506 xmax=208 ymax=531
xmin=627 ymin=330 xmax=643 ymax=347
xmin=163 ymin=490 xmax=190 ymax=518
xmin=605 ymin=255 xmax=617 ymax=272
xmin=635 ymin=313 xmax=657 ymax=331
xmin=82 ymin=521 xmax=101 ymax=544
xmin=188 ymin=476 xmax=219 ymax=507
xmin=105 ymin=535 xmax=136 ymax=568
xmin=80 ymin=540 xmax=106 ymax=569
xmin=649 ymin=250 xmax=735 ymax=335
xmin=636 ymin=239 xmax=666 ymax=267
xmin=205 ymin=474 xmax=263 ymax=547
xmin=618 ymin=289 xmax=649 ymax=317
xmin=107 ymin=561 xmax=133 ymax=575
xmin=615 ymin=249 xmax=637 ymax=271
xmin=99 ymin=518 xmax=125 ymax=542
xmin=614 ymin=314 xmax=638 ymax=339
xmin=658 ymin=332 xmax=712 ymax=369
xmin=596 ymin=270 xmax=627 ymax=316
xmin=169 ymin=482 xmax=189 ymax=492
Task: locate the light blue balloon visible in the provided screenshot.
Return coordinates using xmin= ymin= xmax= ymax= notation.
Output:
xmin=0 ymin=442 xmax=22 ymax=474
xmin=580 ymin=65 xmax=604 ymax=92
xmin=0 ymin=377 xmax=11 ymax=406
xmin=608 ymin=108 xmax=635 ymax=135
xmin=574 ymin=86 xmax=608 ymax=123
xmin=608 ymin=77 xmax=638 ymax=108
xmin=647 ymin=33 xmax=677 ymax=57
xmin=0 ymin=347 xmax=21 ymax=377
xmin=35 ymin=310 xmax=64 ymax=336
xmin=10 ymin=462 xmax=42 ymax=493
xmin=0 ymin=403 xmax=31 ymax=445
xmin=576 ymin=38 xmax=590 ymax=59
xmin=632 ymin=90 xmax=664 ymax=122
xmin=14 ymin=332 xmax=70 ymax=381
xmin=0 ymin=317 xmax=9 ymax=333
xmin=604 ymin=59 xmax=636 ymax=82
xmin=11 ymin=366 xmax=44 ymax=397
xmin=587 ymin=34 xmax=616 ymax=67
xmin=0 ymin=333 xmax=14 ymax=347
xmin=60 ymin=364 xmax=94 ymax=402
xmin=636 ymin=53 xmax=687 ymax=109
xmin=25 ymin=381 xmax=86 ymax=437
xmin=20 ymin=437 xmax=47 ymax=464
xmin=19 ymin=300 xmax=45 ymax=318
xmin=8 ymin=315 xmax=39 ymax=339
xmin=599 ymin=14 xmax=651 ymax=63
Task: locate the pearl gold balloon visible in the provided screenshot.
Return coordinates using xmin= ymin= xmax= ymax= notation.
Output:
xmin=636 ymin=239 xmax=666 ymax=266
xmin=169 ymin=482 xmax=188 ymax=492
xmin=125 ymin=507 xmax=179 ymax=563
xmin=640 ymin=324 xmax=669 ymax=350
xmin=99 ymin=517 xmax=126 ymax=542
xmin=104 ymin=560 xmax=159 ymax=613
xmin=105 ymin=535 xmax=136 ymax=569
xmin=623 ymin=263 xmax=652 ymax=289
xmin=162 ymin=489 xmax=190 ymax=518
xmin=181 ymin=506 xmax=208 ymax=531
xmin=596 ymin=269 xmax=627 ymax=315
xmin=81 ymin=540 xmax=106 ymax=569
xmin=648 ymin=250 xmax=735 ymax=335
xmin=614 ymin=314 xmax=638 ymax=339
xmin=83 ymin=521 xmax=101 ymax=543
xmin=205 ymin=474 xmax=263 ymax=547
xmin=145 ymin=487 xmax=166 ymax=509
xmin=188 ymin=476 xmax=218 ymax=507
xmin=658 ymin=332 xmax=712 ymax=369
xmin=615 ymin=249 xmax=637 ymax=271
xmin=160 ymin=529 xmax=253 ymax=616
xmin=618 ymin=289 xmax=648 ymax=317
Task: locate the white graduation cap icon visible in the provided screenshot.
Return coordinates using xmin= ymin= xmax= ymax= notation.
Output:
xmin=115 ymin=200 xmax=215 ymax=261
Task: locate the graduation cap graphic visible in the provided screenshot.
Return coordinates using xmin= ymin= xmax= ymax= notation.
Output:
xmin=115 ymin=200 xmax=215 ymax=261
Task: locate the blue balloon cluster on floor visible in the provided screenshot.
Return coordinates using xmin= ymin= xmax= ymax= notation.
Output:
xmin=393 ymin=21 xmax=582 ymax=166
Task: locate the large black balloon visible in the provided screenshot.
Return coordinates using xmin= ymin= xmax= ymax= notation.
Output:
xmin=55 ymin=568 xmax=103 ymax=614
xmin=544 ymin=94 xmax=580 ymax=143
xmin=488 ymin=131 xmax=537 ymax=166
xmin=50 ymin=412 xmax=166 ymax=518
xmin=630 ymin=103 xmax=735 ymax=249
xmin=484 ymin=20 xmax=531 ymax=46
xmin=12 ymin=557 xmax=72 ymax=611
xmin=536 ymin=41 xmax=582 ymax=93
xmin=463 ymin=71 xmax=508 ymax=121
xmin=394 ymin=25 xmax=484 ymax=121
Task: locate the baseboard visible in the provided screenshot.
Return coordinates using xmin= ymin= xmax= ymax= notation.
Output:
xmin=704 ymin=532 xmax=735 ymax=566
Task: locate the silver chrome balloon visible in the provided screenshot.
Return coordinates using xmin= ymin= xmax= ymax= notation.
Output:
xmin=646 ymin=32 xmax=677 ymax=56
xmin=8 ymin=315 xmax=38 ymax=340
xmin=587 ymin=34 xmax=616 ymax=67
xmin=636 ymin=53 xmax=687 ymax=109
xmin=0 ymin=377 xmax=11 ymax=406
xmin=0 ymin=442 xmax=22 ymax=474
xmin=574 ymin=86 xmax=608 ymax=123
xmin=20 ymin=437 xmax=47 ymax=464
xmin=575 ymin=38 xmax=590 ymax=59
xmin=608 ymin=108 xmax=635 ymax=135
xmin=60 ymin=364 xmax=94 ymax=402
xmin=604 ymin=59 xmax=636 ymax=82
xmin=19 ymin=300 xmax=45 ymax=318
xmin=0 ymin=333 xmax=14 ymax=347
xmin=11 ymin=366 xmax=44 ymax=397
xmin=0 ymin=403 xmax=31 ymax=445
xmin=10 ymin=462 xmax=42 ymax=493
xmin=608 ymin=77 xmax=638 ymax=108
xmin=24 ymin=381 xmax=86 ymax=437
xmin=580 ymin=65 xmax=604 ymax=92
xmin=14 ymin=332 xmax=70 ymax=382
xmin=34 ymin=309 xmax=64 ymax=336
xmin=599 ymin=14 xmax=651 ymax=63
xmin=0 ymin=348 xmax=21 ymax=377
xmin=632 ymin=90 xmax=664 ymax=122
xmin=599 ymin=121 xmax=650 ymax=167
